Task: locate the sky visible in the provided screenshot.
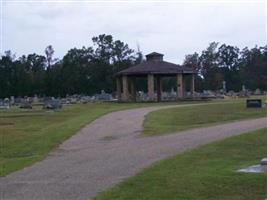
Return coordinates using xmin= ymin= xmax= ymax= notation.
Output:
xmin=1 ymin=0 xmax=267 ymax=64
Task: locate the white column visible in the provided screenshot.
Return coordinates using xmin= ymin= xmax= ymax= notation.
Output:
xmin=122 ymin=75 xmax=129 ymax=101
xmin=176 ymin=74 xmax=183 ymax=99
xmin=148 ymin=74 xmax=154 ymax=101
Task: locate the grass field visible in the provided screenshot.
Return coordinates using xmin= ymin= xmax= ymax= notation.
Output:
xmin=143 ymin=99 xmax=267 ymax=136
xmin=94 ymin=128 xmax=267 ymax=200
xmin=0 ymin=102 xmax=176 ymax=176
xmin=1 ymin=98 xmax=266 ymax=177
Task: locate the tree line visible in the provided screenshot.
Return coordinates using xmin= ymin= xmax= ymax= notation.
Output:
xmin=183 ymin=42 xmax=267 ymax=92
xmin=0 ymin=34 xmax=266 ymax=98
xmin=0 ymin=34 xmax=141 ymax=98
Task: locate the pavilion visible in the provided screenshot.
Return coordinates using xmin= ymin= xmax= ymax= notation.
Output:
xmin=116 ymin=52 xmax=196 ymax=102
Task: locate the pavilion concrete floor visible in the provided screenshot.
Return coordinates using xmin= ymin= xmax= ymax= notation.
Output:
xmin=1 ymin=104 xmax=267 ymax=200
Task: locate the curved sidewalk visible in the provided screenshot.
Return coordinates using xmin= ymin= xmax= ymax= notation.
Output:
xmin=1 ymin=105 xmax=267 ymax=200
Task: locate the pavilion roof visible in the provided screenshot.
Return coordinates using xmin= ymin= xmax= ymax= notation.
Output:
xmin=117 ymin=52 xmax=196 ymax=76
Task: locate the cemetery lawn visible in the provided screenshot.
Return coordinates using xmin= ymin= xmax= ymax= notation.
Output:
xmin=0 ymin=102 xmax=177 ymax=176
xmin=143 ymin=100 xmax=267 ymax=136
xmin=94 ymin=128 xmax=267 ymax=200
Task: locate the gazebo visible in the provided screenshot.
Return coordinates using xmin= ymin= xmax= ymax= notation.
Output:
xmin=116 ymin=52 xmax=196 ymax=102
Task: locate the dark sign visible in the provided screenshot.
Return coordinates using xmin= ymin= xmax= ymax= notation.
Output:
xmin=246 ymin=99 xmax=262 ymax=108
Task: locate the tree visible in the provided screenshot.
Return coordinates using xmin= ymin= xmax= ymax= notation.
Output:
xmin=182 ymin=52 xmax=204 ymax=91
xmin=217 ymin=44 xmax=240 ymax=91
xmin=239 ymin=46 xmax=267 ymax=90
xmin=92 ymin=34 xmax=113 ymax=63
xmin=61 ymin=47 xmax=94 ymax=95
xmin=183 ymin=52 xmax=200 ymax=72
xmin=91 ymin=34 xmax=136 ymax=93
xmin=0 ymin=51 xmax=16 ymax=97
xmin=199 ymin=42 xmax=222 ymax=90
xmin=1 ymin=36 xmax=266 ymax=97
xmin=217 ymin=44 xmax=239 ymax=70
xmin=45 ymin=45 xmax=55 ymax=68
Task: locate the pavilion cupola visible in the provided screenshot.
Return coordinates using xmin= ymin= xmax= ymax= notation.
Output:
xmin=145 ymin=52 xmax=164 ymax=62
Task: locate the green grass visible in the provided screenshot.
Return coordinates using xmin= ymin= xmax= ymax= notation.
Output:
xmin=0 ymin=102 xmax=180 ymax=176
xmin=94 ymin=128 xmax=267 ymax=200
xmin=1 ymin=98 xmax=266 ymax=177
xmin=144 ymin=100 xmax=267 ymax=136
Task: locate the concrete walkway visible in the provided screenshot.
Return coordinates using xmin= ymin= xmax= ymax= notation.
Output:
xmin=1 ymin=105 xmax=267 ymax=200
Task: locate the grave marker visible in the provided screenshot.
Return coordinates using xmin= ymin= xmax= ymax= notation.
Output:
xmin=246 ymin=99 xmax=262 ymax=108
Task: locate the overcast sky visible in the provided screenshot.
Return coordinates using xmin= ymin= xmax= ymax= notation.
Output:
xmin=2 ymin=0 xmax=267 ymax=64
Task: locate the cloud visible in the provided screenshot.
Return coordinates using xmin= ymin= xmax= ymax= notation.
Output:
xmin=2 ymin=0 xmax=266 ymax=64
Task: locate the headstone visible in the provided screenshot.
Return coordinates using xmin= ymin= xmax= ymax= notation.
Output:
xmin=261 ymin=158 xmax=267 ymax=172
xmin=137 ymin=91 xmax=148 ymax=101
xmin=43 ymin=99 xmax=62 ymax=110
xmin=227 ymin=90 xmax=235 ymax=96
xmin=254 ymin=88 xmax=261 ymax=95
xmin=0 ymin=99 xmax=10 ymax=109
xmin=61 ymin=98 xmax=67 ymax=105
xmin=242 ymin=85 xmax=246 ymax=92
xmin=80 ymin=96 xmax=90 ymax=104
xmin=260 ymin=158 xmax=267 ymax=165
xmin=10 ymin=96 xmax=15 ymax=105
xmin=238 ymin=85 xmax=250 ymax=97
xmin=14 ymin=97 xmax=22 ymax=105
xmin=37 ymin=97 xmax=42 ymax=102
xmin=19 ymin=101 xmax=32 ymax=109
xmin=222 ymin=81 xmax=226 ymax=92
xmin=246 ymin=99 xmax=262 ymax=108
xmin=4 ymin=98 xmax=10 ymax=104
xmin=238 ymin=164 xmax=263 ymax=173
xmin=25 ymin=96 xmax=33 ymax=104
xmin=238 ymin=91 xmax=249 ymax=98
xmin=70 ymin=98 xmax=77 ymax=104
xmin=90 ymin=96 xmax=96 ymax=102
xmin=33 ymin=95 xmax=39 ymax=103
xmin=238 ymin=157 xmax=267 ymax=173
xmin=95 ymin=90 xmax=113 ymax=101
xmin=201 ymin=90 xmax=216 ymax=99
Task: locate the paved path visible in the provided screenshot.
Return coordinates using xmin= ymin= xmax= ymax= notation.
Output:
xmin=1 ymin=105 xmax=267 ymax=200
